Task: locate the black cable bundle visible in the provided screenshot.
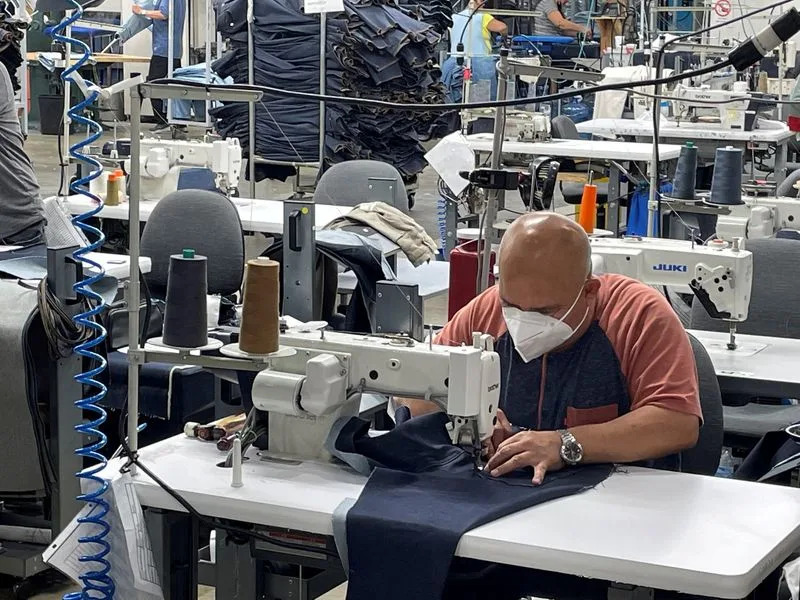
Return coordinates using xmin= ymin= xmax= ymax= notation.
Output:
xmin=35 ymin=277 xmax=94 ymax=359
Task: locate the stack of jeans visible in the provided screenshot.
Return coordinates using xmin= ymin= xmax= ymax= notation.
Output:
xmin=211 ymin=0 xmax=447 ymax=182
xmin=322 ymin=0 xmax=446 ymax=180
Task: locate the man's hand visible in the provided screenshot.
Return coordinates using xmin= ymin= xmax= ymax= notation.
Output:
xmin=582 ymin=27 xmax=593 ymax=40
xmin=485 ymin=430 xmax=564 ymax=485
xmin=483 ymin=408 xmax=514 ymax=459
xmin=132 ymin=4 xmax=143 ymax=14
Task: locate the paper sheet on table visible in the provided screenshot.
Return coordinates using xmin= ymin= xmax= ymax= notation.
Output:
xmin=44 ymin=474 xmax=164 ymax=600
xmin=424 ymin=133 xmax=473 ymax=196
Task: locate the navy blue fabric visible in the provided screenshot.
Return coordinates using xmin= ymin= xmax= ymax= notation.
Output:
xmin=335 ymin=412 xmax=613 ymax=600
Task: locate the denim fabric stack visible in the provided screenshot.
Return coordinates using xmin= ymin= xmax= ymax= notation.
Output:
xmin=211 ymin=0 xmax=448 ymax=182
xmin=211 ymin=0 xmax=343 ymax=179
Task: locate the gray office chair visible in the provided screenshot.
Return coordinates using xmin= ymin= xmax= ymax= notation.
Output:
xmin=776 ymin=168 xmax=800 ymax=198
xmin=690 ymin=237 xmax=800 ymax=442
xmin=314 ymin=160 xmax=409 ymax=213
xmin=141 ymin=189 xmax=245 ymax=298
xmin=681 ymin=334 xmax=724 ymax=475
xmin=550 ymin=116 xmax=610 ymax=206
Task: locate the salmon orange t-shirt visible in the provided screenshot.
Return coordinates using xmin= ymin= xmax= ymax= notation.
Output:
xmin=435 ymin=274 xmax=702 ymax=431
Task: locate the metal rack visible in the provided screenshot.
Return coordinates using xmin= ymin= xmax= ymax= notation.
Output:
xmin=126 ymin=81 xmax=265 ymax=464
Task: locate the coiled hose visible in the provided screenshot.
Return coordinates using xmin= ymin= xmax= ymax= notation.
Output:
xmin=46 ymin=3 xmax=115 ymax=598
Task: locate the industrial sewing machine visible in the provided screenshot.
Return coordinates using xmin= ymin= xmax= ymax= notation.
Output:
xmin=461 ymin=108 xmax=551 ymax=142
xmin=669 ymin=83 xmax=763 ymax=131
xmin=246 ymin=328 xmax=500 ymax=461
xmin=590 ymin=236 xmax=752 ymax=348
xmin=126 ymin=137 xmax=243 ymax=200
xmin=715 ymin=196 xmax=800 ymax=241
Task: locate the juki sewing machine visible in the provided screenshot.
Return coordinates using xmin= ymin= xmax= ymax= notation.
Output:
xmin=714 ymin=196 xmax=800 ymax=241
xmin=590 ymin=236 xmax=752 ymax=349
xmin=247 ymin=328 xmax=500 ymax=461
xmin=461 ymin=108 xmax=551 ymax=142
xmin=127 ymin=138 xmax=243 ymax=200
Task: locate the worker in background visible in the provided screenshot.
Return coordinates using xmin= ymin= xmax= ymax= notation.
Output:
xmin=532 ymin=0 xmax=592 ymax=39
xmin=450 ymin=0 xmax=508 ymax=57
xmin=441 ymin=0 xmax=507 ymax=116
xmin=0 ymin=62 xmax=43 ymax=247
xmin=403 ymin=212 xmax=700 ymax=484
xmin=133 ymin=0 xmax=186 ymax=130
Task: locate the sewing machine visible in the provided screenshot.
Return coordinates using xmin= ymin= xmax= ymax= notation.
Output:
xmin=590 ymin=236 xmax=752 ymax=347
xmin=126 ymin=138 xmax=242 ymax=200
xmin=715 ymin=196 xmax=800 ymax=241
xmin=461 ymin=108 xmax=551 ymax=142
xmin=249 ymin=328 xmax=500 ymax=461
xmin=669 ymin=84 xmax=754 ymax=130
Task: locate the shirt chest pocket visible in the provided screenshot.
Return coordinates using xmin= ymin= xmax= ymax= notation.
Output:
xmin=561 ymin=368 xmax=628 ymax=428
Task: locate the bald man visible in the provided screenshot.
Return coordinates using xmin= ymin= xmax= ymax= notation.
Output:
xmin=422 ymin=212 xmax=701 ymax=484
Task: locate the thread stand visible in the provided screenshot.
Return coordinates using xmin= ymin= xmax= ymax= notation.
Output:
xmin=148 ymin=337 xmax=224 ymax=353
xmin=220 ymin=344 xmax=297 ymax=360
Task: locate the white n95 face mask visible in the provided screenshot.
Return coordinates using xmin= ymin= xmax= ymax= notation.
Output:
xmin=502 ymin=287 xmax=588 ymax=363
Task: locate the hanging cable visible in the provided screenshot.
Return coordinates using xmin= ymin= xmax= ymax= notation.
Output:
xmin=45 ymin=2 xmax=114 ymax=598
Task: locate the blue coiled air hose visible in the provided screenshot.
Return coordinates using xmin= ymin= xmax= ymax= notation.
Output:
xmin=46 ymin=2 xmax=115 ymax=598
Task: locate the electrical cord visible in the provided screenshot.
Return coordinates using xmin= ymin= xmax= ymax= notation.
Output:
xmin=36 ymin=277 xmax=94 ymax=359
xmin=153 ymin=59 xmax=729 ymax=113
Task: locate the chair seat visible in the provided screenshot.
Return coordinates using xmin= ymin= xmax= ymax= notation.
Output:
xmin=561 ymin=181 xmax=610 ymax=205
xmin=723 ymin=403 xmax=800 ymax=438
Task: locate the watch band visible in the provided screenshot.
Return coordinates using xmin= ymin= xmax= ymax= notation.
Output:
xmin=557 ymin=429 xmax=584 ymax=466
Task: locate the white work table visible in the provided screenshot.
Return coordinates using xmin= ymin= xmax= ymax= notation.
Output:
xmin=62 ymin=195 xmax=352 ymax=236
xmin=577 ymin=118 xmax=794 ymax=144
xmin=577 ymin=118 xmax=793 ymax=186
xmin=689 ymin=329 xmax=800 ymax=398
xmin=87 ymin=253 xmax=151 ymax=280
xmin=461 ymin=133 xmax=683 ymax=161
xmin=120 ymin=434 xmax=800 ymax=599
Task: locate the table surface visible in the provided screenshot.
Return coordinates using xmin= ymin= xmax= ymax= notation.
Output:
xmin=86 ymin=253 xmax=151 ymax=279
xmin=338 ymin=258 xmax=450 ymax=299
xmin=463 ymin=133 xmax=683 ymax=161
xmin=577 ymin=118 xmax=795 ymax=143
xmin=63 ymin=195 xmax=352 ymax=236
xmin=688 ymin=329 xmax=800 ymax=394
xmin=27 ymin=51 xmax=150 ymax=64
xmin=118 ymin=434 xmax=800 ymax=599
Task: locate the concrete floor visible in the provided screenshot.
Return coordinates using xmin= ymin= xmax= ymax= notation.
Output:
xmin=14 ymin=123 xmax=552 ymax=598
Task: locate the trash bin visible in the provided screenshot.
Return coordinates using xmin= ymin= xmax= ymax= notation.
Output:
xmin=38 ymin=95 xmax=63 ymax=135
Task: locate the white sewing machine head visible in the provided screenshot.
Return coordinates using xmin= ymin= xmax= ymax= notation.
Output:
xmin=461 ymin=108 xmax=551 ymax=142
xmin=249 ymin=328 xmax=500 ymax=461
xmin=590 ymin=236 xmax=752 ymax=323
xmin=126 ymin=137 xmax=242 ymax=200
xmin=670 ymin=83 xmax=753 ymax=130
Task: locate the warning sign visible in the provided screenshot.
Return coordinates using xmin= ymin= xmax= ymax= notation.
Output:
xmin=713 ymin=0 xmax=731 ymax=17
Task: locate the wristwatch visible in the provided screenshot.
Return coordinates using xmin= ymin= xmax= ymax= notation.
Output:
xmin=557 ymin=429 xmax=584 ymax=466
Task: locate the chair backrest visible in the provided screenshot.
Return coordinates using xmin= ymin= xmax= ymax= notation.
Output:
xmin=314 ymin=160 xmax=407 ymax=213
xmin=689 ymin=237 xmax=800 ymax=338
xmin=550 ymin=115 xmax=580 ymax=140
xmin=680 ymin=334 xmax=723 ymax=475
xmin=140 ymin=189 xmax=244 ymax=297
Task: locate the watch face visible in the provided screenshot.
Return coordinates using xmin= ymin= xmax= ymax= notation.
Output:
xmin=561 ymin=440 xmax=583 ymax=465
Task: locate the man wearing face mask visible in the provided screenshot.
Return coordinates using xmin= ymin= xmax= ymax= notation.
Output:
xmin=411 ymin=212 xmax=701 ymax=485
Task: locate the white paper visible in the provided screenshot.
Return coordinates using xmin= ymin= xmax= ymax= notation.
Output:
xmin=424 ymin=133 xmax=474 ymax=196
xmin=44 ymin=474 xmax=164 ymax=600
xmin=304 ymin=0 xmax=343 ymax=13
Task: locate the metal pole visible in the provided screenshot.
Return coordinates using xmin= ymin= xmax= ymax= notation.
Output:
xmin=247 ymin=0 xmax=255 ymax=198
xmin=61 ymin=18 xmax=72 ymax=196
xmin=318 ymin=12 xmax=326 ymax=171
xmin=478 ymin=48 xmax=508 ymax=292
xmin=166 ymin=0 xmax=175 ymax=123
xmin=779 ymin=43 xmax=785 ymax=121
xmin=20 ymin=32 xmax=28 ymax=137
xmin=127 ymin=87 xmax=142 ymax=475
xmin=639 ymin=0 xmax=646 ymax=50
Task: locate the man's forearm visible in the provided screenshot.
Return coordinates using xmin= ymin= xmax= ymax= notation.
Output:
xmin=570 ymin=405 xmax=700 ymax=464
xmin=142 ymin=10 xmax=167 ymax=19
